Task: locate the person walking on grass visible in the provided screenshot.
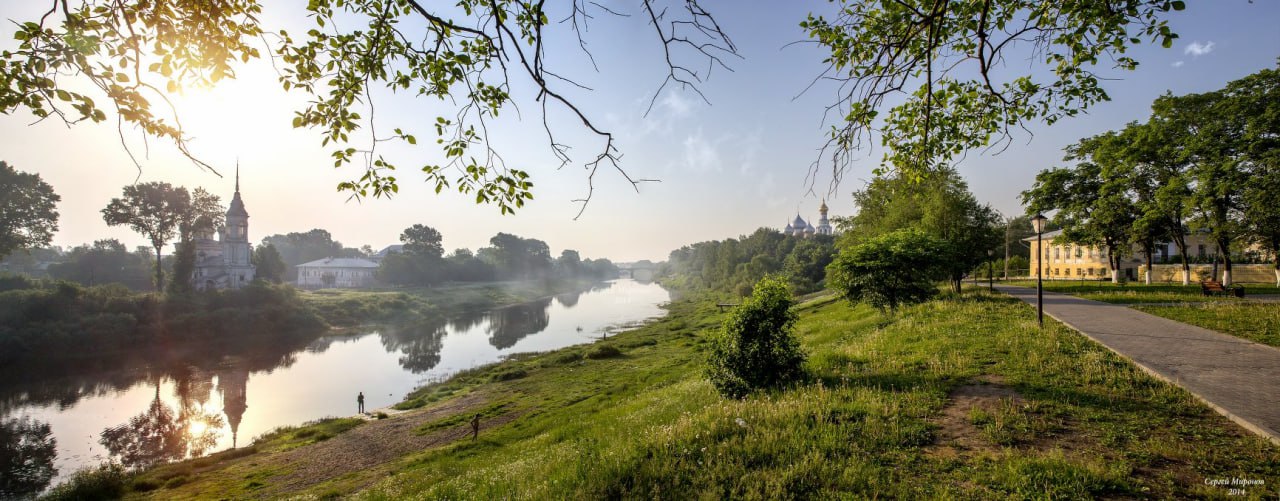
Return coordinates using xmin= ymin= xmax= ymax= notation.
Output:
xmin=471 ymin=414 xmax=480 ymax=440
xmin=357 ymin=392 xmax=365 ymax=414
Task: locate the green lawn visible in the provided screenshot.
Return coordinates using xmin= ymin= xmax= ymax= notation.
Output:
xmin=1136 ymin=302 xmax=1280 ymax=348
xmin=118 ymin=291 xmax=1280 ymax=500
xmin=1004 ymin=280 xmax=1280 ymax=304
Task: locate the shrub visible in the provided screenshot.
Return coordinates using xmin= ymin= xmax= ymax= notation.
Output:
xmin=41 ymin=463 xmax=128 ymax=500
xmin=705 ymin=275 xmax=806 ymax=398
xmin=586 ymin=345 xmax=623 ymax=359
xmin=490 ymin=368 xmax=528 ymax=382
xmin=826 ymin=228 xmax=946 ymax=313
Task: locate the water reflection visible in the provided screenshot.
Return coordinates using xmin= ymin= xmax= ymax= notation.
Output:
xmin=379 ymin=320 xmax=449 ymax=374
xmin=0 ymin=417 xmax=57 ymax=498
xmin=488 ymin=297 xmax=552 ymax=349
xmin=0 ymin=279 xmax=668 ymax=489
xmin=99 ymin=382 xmax=224 ymax=469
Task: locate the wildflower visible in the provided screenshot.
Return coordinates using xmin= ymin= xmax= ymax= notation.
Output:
xmin=735 ymin=417 xmax=747 ymax=428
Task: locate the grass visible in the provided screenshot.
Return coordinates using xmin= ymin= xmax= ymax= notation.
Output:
xmin=1135 ymin=302 xmax=1280 ymax=348
xmin=1004 ymin=280 xmax=1280 ymax=304
xmin=132 ymin=293 xmax=1280 ymax=499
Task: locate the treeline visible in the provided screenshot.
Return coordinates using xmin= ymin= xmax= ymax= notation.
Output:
xmin=0 ymin=277 xmax=326 ymax=367
xmin=1023 ymin=65 xmax=1280 ymax=285
xmin=660 ymin=228 xmax=835 ymax=296
xmin=377 ymin=226 xmax=618 ymax=286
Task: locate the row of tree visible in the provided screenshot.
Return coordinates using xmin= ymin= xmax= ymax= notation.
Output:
xmin=661 ymin=229 xmax=836 ymax=296
xmin=1022 ymin=65 xmax=1279 ymax=285
xmin=377 ymin=226 xmax=617 ymax=286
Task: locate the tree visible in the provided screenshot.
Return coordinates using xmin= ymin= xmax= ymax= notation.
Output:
xmin=1022 ymin=156 xmax=1135 ymax=283
xmin=0 ymin=161 xmax=59 ymax=257
xmin=827 ymin=229 xmax=946 ymax=313
xmin=400 ymin=224 xmax=444 ymax=259
xmin=102 ymin=183 xmax=191 ymax=291
xmin=252 ymin=244 xmax=287 ymax=283
xmin=1 ymin=1 xmax=737 ymax=216
xmin=803 ymin=0 xmax=1189 ymax=180
xmin=261 ymin=229 xmax=348 ymax=281
xmin=47 ymin=239 xmax=152 ymax=289
xmin=840 ymin=169 xmax=999 ymax=293
xmin=556 ymin=249 xmax=582 ymax=277
xmin=705 ymin=275 xmax=806 ymax=399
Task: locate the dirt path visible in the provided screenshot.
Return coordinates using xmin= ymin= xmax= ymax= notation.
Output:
xmin=254 ymin=392 xmax=519 ymax=497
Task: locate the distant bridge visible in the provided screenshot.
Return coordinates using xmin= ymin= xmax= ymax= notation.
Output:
xmin=616 ymin=262 xmax=656 ymax=281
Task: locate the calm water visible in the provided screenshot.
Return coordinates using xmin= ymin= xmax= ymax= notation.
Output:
xmin=0 ymin=279 xmax=668 ymax=496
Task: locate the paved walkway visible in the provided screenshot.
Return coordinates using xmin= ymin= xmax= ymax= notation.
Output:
xmin=995 ymin=285 xmax=1280 ymax=445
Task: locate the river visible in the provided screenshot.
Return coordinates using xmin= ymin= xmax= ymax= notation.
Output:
xmin=0 ymin=279 xmax=669 ymax=496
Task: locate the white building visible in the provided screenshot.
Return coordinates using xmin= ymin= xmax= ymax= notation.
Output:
xmin=191 ymin=168 xmax=255 ymax=290
xmin=296 ymin=257 xmax=380 ymax=288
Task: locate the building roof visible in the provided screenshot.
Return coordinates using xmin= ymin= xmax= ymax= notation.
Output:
xmin=372 ymin=244 xmax=403 ymax=258
xmin=297 ymin=257 xmax=380 ymax=269
xmin=1022 ymin=229 xmax=1065 ymax=242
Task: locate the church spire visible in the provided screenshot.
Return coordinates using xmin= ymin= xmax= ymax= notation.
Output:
xmin=235 ymin=160 xmax=240 ymax=193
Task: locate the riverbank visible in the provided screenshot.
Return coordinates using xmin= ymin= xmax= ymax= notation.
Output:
xmin=79 ymin=290 xmax=1280 ymax=499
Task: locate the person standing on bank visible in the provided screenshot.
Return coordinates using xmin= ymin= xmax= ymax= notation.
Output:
xmin=471 ymin=414 xmax=480 ymax=440
xmin=357 ymin=392 xmax=365 ymax=414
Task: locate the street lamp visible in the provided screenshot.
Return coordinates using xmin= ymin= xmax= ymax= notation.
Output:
xmin=987 ymin=248 xmax=994 ymax=292
xmin=1031 ymin=213 xmax=1049 ymax=327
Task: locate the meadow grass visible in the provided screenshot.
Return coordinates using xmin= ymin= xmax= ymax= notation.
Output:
xmin=138 ymin=293 xmax=1280 ymax=499
xmin=1004 ymin=280 xmax=1280 ymax=304
xmin=1136 ymin=302 xmax=1280 ymax=348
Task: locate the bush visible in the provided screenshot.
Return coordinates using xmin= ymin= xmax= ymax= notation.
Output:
xmin=586 ymin=345 xmax=623 ymax=359
xmin=826 ymin=229 xmax=946 ymax=313
xmin=42 ymin=463 xmax=128 ymax=500
xmin=705 ymin=275 xmax=806 ymax=398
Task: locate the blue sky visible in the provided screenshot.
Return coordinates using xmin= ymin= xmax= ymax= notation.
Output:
xmin=1 ymin=1 xmax=1277 ymax=261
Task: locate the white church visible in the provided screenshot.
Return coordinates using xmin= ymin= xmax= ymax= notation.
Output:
xmin=191 ymin=169 xmax=256 ymax=290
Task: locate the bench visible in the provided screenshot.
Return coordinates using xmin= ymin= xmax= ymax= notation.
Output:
xmin=1200 ymin=280 xmax=1245 ymax=298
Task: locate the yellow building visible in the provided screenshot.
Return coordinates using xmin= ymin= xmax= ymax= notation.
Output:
xmin=1023 ymin=229 xmax=1231 ymax=282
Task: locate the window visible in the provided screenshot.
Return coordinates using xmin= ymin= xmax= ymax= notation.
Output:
xmin=1198 ymin=244 xmax=1206 ymax=258
xmin=1053 ymin=247 xmax=1060 ymax=259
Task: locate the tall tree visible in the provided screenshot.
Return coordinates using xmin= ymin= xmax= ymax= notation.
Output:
xmin=1022 ymin=158 xmax=1135 ymax=284
xmin=101 ymin=183 xmax=193 ymax=291
xmin=168 ymin=188 xmax=224 ymax=295
xmin=0 ymin=161 xmax=59 ymax=257
xmin=400 ymin=224 xmax=444 ymax=259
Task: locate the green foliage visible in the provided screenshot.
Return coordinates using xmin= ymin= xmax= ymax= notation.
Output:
xmin=46 ymin=240 xmax=153 ymax=290
xmin=400 ymin=224 xmax=445 ymax=259
xmin=101 ymin=183 xmax=222 ymax=291
xmin=1 ymin=2 xmax=734 ymax=214
xmin=41 ymin=463 xmax=129 ymax=501
xmin=827 ymin=229 xmax=945 ymax=313
xmin=586 ymin=345 xmax=623 ymax=360
xmin=841 ymin=168 xmax=1001 ymax=292
xmin=663 ymin=228 xmax=835 ymax=295
xmin=803 ymin=0 xmax=1186 ymax=177
xmin=0 ymin=281 xmax=326 ymax=366
xmin=706 ymin=276 xmax=806 ymax=398
xmin=0 ymin=161 xmax=59 ymax=257
xmin=251 ymin=244 xmax=287 ymax=283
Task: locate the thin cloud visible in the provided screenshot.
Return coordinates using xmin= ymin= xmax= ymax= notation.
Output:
xmin=1184 ymin=41 xmax=1215 ymax=57
xmin=1172 ymin=61 xmax=1185 ymax=68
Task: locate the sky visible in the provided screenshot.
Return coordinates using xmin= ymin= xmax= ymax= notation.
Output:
xmin=2 ymin=2 xmax=1278 ymax=262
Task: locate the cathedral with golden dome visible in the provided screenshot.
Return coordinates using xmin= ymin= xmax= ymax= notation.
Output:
xmin=784 ymin=200 xmax=834 ymax=237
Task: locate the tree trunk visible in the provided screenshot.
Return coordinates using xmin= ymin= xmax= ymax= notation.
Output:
xmin=1171 ymin=224 xmax=1190 ymax=285
xmin=1142 ymin=245 xmax=1153 ymax=285
xmin=1219 ymin=239 xmax=1233 ymax=286
xmin=1109 ymin=247 xmax=1120 ymax=284
xmin=153 ymin=245 xmax=164 ymax=292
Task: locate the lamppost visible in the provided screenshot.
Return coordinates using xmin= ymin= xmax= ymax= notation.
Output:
xmin=1031 ymin=213 xmax=1049 ymax=327
xmin=987 ymin=248 xmax=994 ymax=292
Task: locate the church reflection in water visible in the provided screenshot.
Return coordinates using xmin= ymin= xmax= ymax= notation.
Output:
xmin=98 ymin=356 xmax=251 ymax=469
